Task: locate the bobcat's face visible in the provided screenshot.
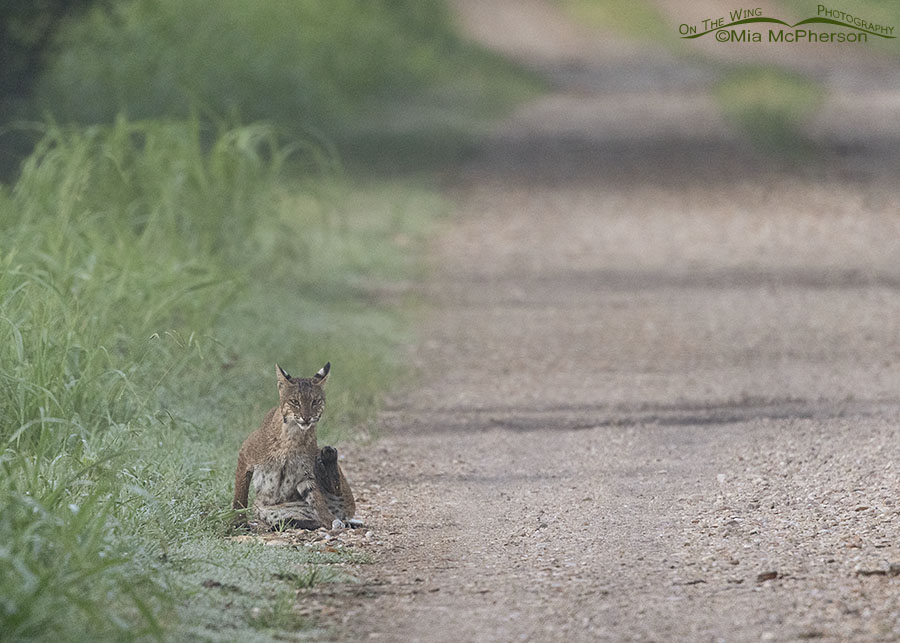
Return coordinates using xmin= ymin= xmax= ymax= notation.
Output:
xmin=275 ymin=362 xmax=329 ymax=432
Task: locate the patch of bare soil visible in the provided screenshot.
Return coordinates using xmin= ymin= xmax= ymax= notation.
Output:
xmin=312 ymin=1 xmax=900 ymax=640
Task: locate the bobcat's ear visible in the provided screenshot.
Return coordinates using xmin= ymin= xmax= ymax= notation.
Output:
xmin=312 ymin=362 xmax=330 ymax=386
xmin=275 ymin=364 xmax=291 ymax=393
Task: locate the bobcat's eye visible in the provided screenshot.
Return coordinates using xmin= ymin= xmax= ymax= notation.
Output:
xmin=289 ymin=399 xmax=300 ymax=407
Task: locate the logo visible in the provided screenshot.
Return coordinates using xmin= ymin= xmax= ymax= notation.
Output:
xmin=678 ymin=5 xmax=895 ymax=43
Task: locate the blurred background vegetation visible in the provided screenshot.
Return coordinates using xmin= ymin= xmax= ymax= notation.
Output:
xmin=0 ymin=1 xmax=540 ymax=640
xmin=1 ymin=0 xmax=539 ymax=177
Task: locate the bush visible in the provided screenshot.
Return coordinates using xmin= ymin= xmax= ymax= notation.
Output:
xmin=0 ymin=0 xmax=98 ymax=99
xmin=35 ymin=0 xmax=455 ymax=131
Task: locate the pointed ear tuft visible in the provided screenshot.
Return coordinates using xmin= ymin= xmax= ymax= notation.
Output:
xmin=275 ymin=364 xmax=291 ymax=392
xmin=313 ymin=362 xmax=330 ymax=386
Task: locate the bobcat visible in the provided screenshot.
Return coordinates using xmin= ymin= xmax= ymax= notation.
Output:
xmin=232 ymin=362 xmax=357 ymax=529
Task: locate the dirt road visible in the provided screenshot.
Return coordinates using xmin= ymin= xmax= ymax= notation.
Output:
xmin=334 ymin=2 xmax=900 ymax=640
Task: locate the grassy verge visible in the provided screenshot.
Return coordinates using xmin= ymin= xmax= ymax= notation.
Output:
xmin=0 ymin=118 xmax=441 ymax=641
xmin=713 ymin=66 xmax=826 ymax=156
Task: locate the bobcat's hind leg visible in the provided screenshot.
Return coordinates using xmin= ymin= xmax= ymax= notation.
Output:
xmin=255 ymin=501 xmax=321 ymax=531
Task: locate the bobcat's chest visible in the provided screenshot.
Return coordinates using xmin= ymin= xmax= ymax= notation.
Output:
xmin=252 ymin=454 xmax=313 ymax=505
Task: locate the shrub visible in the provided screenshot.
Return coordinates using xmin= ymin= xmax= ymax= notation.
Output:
xmin=35 ymin=0 xmax=455 ymax=131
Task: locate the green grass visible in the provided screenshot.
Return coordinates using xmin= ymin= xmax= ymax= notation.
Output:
xmin=0 ymin=118 xmax=442 ymax=641
xmin=160 ymin=538 xmax=356 ymax=642
xmin=713 ymin=66 xmax=826 ymax=155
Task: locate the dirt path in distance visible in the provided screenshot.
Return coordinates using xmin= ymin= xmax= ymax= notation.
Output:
xmin=327 ymin=1 xmax=900 ymax=640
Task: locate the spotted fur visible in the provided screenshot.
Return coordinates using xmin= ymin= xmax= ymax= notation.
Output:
xmin=232 ymin=363 xmax=356 ymax=529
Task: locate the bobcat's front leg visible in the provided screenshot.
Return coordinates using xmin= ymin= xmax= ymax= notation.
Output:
xmin=297 ymin=478 xmax=339 ymax=528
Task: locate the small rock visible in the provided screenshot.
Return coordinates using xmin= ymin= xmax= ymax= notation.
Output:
xmin=844 ymin=535 xmax=863 ymax=549
xmin=856 ymin=568 xmax=887 ymax=577
xmin=365 ymin=530 xmax=375 ymax=539
xmin=757 ymin=571 xmax=778 ymax=582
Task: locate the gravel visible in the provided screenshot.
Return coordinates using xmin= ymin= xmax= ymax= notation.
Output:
xmin=308 ymin=1 xmax=900 ymax=641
